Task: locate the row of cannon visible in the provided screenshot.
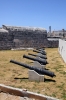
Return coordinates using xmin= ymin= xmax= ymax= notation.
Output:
xmin=10 ymin=48 xmax=56 ymax=78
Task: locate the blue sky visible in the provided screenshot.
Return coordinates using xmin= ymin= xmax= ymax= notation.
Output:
xmin=0 ymin=0 xmax=66 ymax=31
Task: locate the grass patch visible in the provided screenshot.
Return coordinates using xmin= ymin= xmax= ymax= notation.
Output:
xmin=0 ymin=48 xmax=66 ymax=100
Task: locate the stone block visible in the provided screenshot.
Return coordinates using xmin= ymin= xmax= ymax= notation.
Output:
xmin=33 ymin=61 xmax=45 ymax=69
xmin=29 ymin=70 xmax=44 ymax=82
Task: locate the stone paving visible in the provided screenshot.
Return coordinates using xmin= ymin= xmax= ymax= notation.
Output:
xmin=0 ymin=92 xmax=35 ymax=100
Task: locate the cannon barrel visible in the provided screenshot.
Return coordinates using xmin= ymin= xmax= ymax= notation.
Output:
xmin=34 ymin=49 xmax=46 ymax=54
xmin=28 ymin=53 xmax=47 ymax=59
xmin=33 ymin=50 xmax=46 ymax=55
xmin=36 ymin=49 xmax=46 ymax=53
xmin=23 ymin=55 xmax=48 ymax=65
xmin=10 ymin=60 xmax=56 ymax=77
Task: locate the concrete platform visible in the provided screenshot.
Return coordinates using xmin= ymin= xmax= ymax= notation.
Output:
xmin=29 ymin=70 xmax=44 ymax=82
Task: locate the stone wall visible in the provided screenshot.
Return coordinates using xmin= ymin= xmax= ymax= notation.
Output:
xmin=0 ymin=29 xmax=14 ymax=50
xmin=48 ymin=40 xmax=59 ymax=48
xmin=0 ymin=25 xmax=59 ymax=50
xmin=12 ymin=31 xmax=47 ymax=48
xmin=0 ymin=25 xmax=48 ymax=49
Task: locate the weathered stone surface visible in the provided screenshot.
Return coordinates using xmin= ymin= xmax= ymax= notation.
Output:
xmin=0 ymin=28 xmax=8 ymax=33
xmin=0 ymin=30 xmax=14 ymax=50
xmin=48 ymin=40 xmax=59 ymax=48
xmin=0 ymin=25 xmax=58 ymax=50
xmin=0 ymin=92 xmax=34 ymax=100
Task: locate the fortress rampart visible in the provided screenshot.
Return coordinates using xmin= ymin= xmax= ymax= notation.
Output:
xmin=0 ymin=25 xmax=58 ymax=50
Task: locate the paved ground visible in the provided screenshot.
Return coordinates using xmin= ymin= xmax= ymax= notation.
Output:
xmin=0 ymin=92 xmax=34 ymax=100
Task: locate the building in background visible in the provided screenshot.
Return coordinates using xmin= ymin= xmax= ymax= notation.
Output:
xmin=49 ymin=26 xmax=51 ymax=33
xmin=47 ymin=26 xmax=66 ymax=38
xmin=51 ymin=29 xmax=66 ymax=37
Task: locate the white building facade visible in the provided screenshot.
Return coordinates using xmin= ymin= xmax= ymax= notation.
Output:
xmin=59 ymin=39 xmax=66 ymax=63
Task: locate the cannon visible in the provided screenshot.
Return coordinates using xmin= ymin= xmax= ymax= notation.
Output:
xmin=28 ymin=53 xmax=47 ymax=59
xmin=33 ymin=50 xmax=46 ymax=55
xmin=36 ymin=48 xmax=46 ymax=52
xmin=10 ymin=60 xmax=56 ymax=77
xmin=23 ymin=55 xmax=48 ymax=65
xmin=34 ymin=49 xmax=46 ymax=54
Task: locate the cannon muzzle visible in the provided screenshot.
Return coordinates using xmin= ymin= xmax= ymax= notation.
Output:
xmin=10 ymin=60 xmax=56 ymax=77
xmin=23 ymin=55 xmax=48 ymax=65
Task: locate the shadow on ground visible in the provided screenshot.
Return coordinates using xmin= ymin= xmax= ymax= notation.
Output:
xmin=14 ymin=77 xmax=56 ymax=82
xmin=14 ymin=77 xmax=28 ymax=80
xmin=44 ymin=78 xmax=56 ymax=82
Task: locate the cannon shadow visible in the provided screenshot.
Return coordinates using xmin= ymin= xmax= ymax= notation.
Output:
xmin=44 ymin=78 xmax=56 ymax=82
xmin=14 ymin=77 xmax=28 ymax=80
xmin=14 ymin=77 xmax=56 ymax=82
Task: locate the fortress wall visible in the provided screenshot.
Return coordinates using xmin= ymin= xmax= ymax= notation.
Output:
xmin=0 ymin=32 xmax=14 ymax=50
xmin=48 ymin=40 xmax=59 ymax=48
xmin=0 ymin=25 xmax=58 ymax=50
xmin=11 ymin=30 xmax=48 ymax=48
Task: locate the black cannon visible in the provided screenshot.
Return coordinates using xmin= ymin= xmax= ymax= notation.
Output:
xmin=33 ymin=50 xmax=46 ymax=55
xmin=28 ymin=53 xmax=47 ymax=59
xmin=10 ymin=60 xmax=56 ymax=77
xmin=36 ymin=48 xmax=46 ymax=52
xmin=23 ymin=55 xmax=48 ymax=65
xmin=35 ymin=49 xmax=46 ymax=54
